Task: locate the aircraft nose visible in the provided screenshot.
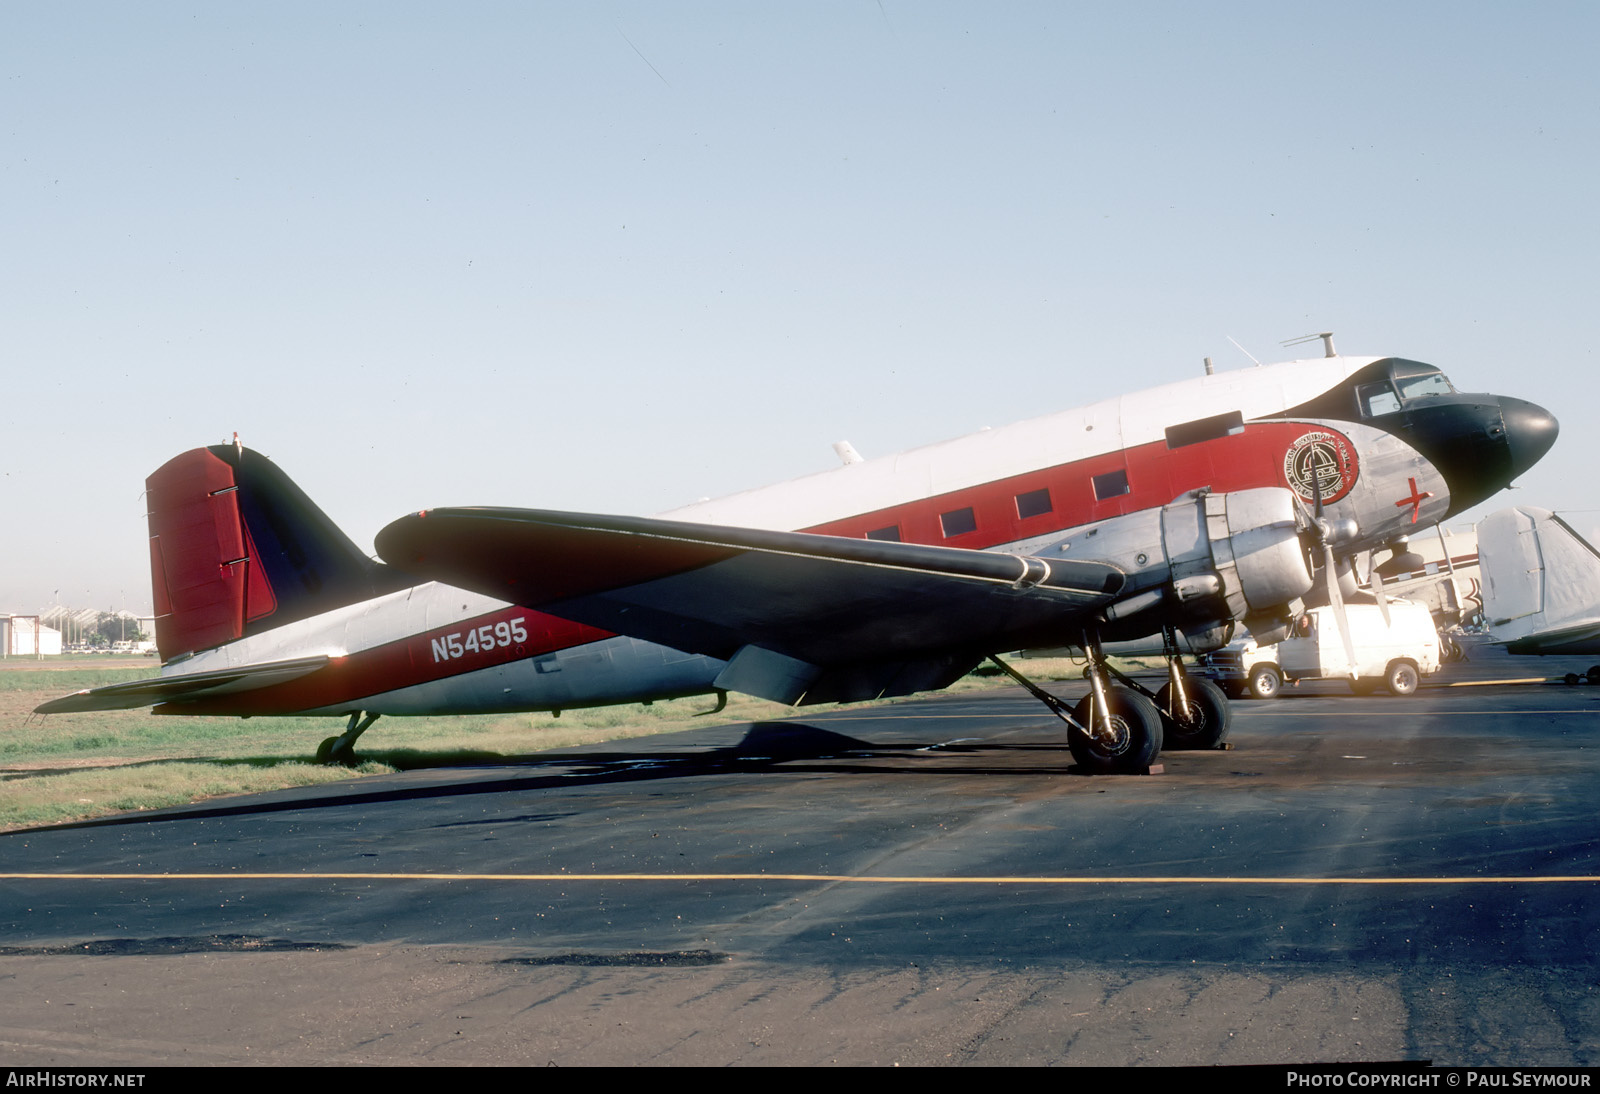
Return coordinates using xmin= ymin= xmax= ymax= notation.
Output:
xmin=1500 ymin=396 xmax=1559 ymax=480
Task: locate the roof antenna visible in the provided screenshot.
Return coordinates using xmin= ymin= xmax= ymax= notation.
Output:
xmin=1283 ymin=331 xmax=1337 ymax=358
xmin=832 ymin=440 xmax=864 ymax=466
xmin=1225 ymin=336 xmax=1262 ymax=366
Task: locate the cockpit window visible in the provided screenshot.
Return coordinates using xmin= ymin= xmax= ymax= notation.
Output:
xmin=1358 ymin=366 xmax=1456 ymax=417
xmin=1358 ymin=382 xmax=1401 ymax=417
xmin=1395 ymin=372 xmax=1455 ymax=401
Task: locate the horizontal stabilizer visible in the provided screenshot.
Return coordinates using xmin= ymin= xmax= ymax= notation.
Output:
xmin=34 ymin=656 xmax=331 ymax=714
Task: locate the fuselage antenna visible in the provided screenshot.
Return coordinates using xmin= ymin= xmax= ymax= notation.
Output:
xmin=1283 ymin=331 xmax=1337 ymax=358
xmin=1225 ymin=336 xmax=1262 ymax=366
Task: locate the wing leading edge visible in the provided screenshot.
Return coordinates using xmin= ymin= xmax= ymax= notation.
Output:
xmin=376 ymin=508 xmax=1125 ymax=705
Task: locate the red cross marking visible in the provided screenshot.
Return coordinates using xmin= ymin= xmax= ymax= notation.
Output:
xmin=1393 ymin=477 xmax=1434 ymax=524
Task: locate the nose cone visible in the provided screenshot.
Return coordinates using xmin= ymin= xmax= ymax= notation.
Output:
xmin=1392 ymin=393 xmax=1559 ymax=516
xmin=1500 ymin=396 xmax=1559 ymax=481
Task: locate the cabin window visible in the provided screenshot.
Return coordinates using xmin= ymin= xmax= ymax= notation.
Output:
xmin=865 ymin=525 xmax=901 ymax=542
xmin=1164 ymin=410 xmax=1244 ymax=449
xmin=1015 ymin=488 xmax=1052 ymax=519
xmin=1092 ymin=469 xmax=1130 ymax=501
xmin=940 ymin=507 xmax=977 ymax=538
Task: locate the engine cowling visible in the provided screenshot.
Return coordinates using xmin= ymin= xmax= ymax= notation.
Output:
xmin=1045 ymin=487 xmax=1314 ymax=644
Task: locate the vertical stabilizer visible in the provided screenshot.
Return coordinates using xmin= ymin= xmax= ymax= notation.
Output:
xmin=1479 ymin=506 xmax=1600 ymax=653
xmin=147 ymin=445 xmax=410 ymax=662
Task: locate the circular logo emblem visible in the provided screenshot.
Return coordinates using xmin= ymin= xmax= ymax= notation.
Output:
xmin=1283 ymin=429 xmax=1359 ymax=505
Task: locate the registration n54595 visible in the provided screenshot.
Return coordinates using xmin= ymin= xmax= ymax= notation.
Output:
xmin=430 ymin=618 xmax=528 ymax=663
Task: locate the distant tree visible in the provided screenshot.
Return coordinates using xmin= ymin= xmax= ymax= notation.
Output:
xmin=88 ymin=612 xmax=144 ymax=646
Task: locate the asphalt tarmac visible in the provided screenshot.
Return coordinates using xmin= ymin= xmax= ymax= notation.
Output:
xmin=4 ymin=642 xmax=1600 ymax=1066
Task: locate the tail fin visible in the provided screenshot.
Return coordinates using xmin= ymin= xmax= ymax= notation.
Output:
xmin=147 ymin=444 xmax=412 ymax=662
xmin=1479 ymin=506 xmax=1600 ymax=654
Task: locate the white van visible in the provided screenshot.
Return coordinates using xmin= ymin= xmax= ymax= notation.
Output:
xmin=1197 ymin=600 xmax=1441 ymax=699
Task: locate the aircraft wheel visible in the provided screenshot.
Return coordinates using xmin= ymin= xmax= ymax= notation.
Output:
xmin=1156 ymin=678 xmax=1230 ymax=750
xmin=315 ymin=735 xmax=359 ymax=766
xmin=1385 ymin=660 xmax=1420 ymax=697
xmin=1069 ymin=688 xmax=1163 ymax=774
xmin=1247 ymin=665 xmax=1281 ymax=701
xmin=1565 ymin=673 xmax=1582 ymax=687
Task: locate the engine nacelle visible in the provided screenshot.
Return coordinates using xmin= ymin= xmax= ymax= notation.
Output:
xmin=1043 ymin=487 xmax=1314 ymax=643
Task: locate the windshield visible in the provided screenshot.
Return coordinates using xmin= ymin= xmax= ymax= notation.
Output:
xmin=1357 ymin=365 xmax=1456 ymax=417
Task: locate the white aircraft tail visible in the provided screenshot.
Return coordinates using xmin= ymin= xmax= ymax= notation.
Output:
xmin=1478 ymin=507 xmax=1600 ymax=654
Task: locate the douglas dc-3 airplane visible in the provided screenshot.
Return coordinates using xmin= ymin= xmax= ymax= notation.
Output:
xmin=39 ymin=344 xmax=1558 ymax=774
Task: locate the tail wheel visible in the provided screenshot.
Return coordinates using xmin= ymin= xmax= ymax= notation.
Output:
xmin=1156 ymin=678 xmax=1231 ymax=750
xmin=1069 ymin=688 xmax=1164 ymax=774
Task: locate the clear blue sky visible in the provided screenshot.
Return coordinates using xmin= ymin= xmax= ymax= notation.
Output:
xmin=5 ymin=2 xmax=1596 ymax=614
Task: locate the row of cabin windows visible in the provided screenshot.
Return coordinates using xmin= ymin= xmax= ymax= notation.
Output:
xmin=863 ymin=407 xmax=1275 ymax=542
xmin=863 ymin=475 xmax=1130 ymax=543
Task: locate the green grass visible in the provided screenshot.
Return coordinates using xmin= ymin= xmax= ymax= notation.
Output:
xmin=0 ymin=655 xmax=1093 ymax=831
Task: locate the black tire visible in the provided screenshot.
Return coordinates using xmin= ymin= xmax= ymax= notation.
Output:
xmin=315 ymin=735 xmax=358 ymax=766
xmin=1588 ymin=665 xmax=1600 ymax=685
xmin=1566 ymin=672 xmax=1582 ymax=687
xmin=1070 ymin=688 xmax=1164 ymax=774
xmin=1247 ymin=664 xmax=1281 ymax=700
xmin=1156 ymin=678 xmax=1231 ymax=750
xmin=1385 ymin=660 xmax=1420 ymax=697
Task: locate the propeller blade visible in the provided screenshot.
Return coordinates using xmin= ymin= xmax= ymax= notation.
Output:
xmin=1307 ymin=457 xmax=1356 ymax=677
xmin=1368 ymin=549 xmax=1391 ymax=627
xmin=1323 ymin=543 xmax=1358 ymax=677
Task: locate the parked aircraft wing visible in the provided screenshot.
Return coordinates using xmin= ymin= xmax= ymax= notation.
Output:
xmin=34 ymin=655 xmax=331 ymax=714
xmin=376 ymin=508 xmax=1125 ymax=704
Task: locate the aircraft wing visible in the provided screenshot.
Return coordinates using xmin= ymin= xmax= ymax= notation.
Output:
xmin=1502 ymin=619 xmax=1600 ymax=657
xmin=376 ymin=508 xmax=1126 ymax=705
xmin=34 ymin=655 xmax=331 ymax=714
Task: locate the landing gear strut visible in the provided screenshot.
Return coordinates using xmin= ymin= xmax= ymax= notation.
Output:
xmin=1150 ymin=627 xmax=1231 ymax=751
xmin=988 ymin=637 xmax=1163 ymax=775
xmin=316 ymin=711 xmax=379 ymax=766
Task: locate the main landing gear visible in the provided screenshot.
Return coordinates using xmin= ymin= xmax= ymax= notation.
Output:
xmin=316 ymin=711 xmax=380 ymax=766
xmin=987 ymin=632 xmax=1232 ymax=775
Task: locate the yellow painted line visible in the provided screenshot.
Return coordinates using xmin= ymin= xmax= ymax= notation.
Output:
xmin=1443 ymin=678 xmax=1561 ymax=687
xmin=3 ymin=871 xmax=1597 ymax=886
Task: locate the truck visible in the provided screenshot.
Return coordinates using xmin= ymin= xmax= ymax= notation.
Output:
xmin=1196 ymin=600 xmax=1441 ymax=699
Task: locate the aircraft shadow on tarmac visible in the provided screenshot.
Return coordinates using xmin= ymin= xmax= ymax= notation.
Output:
xmin=15 ymin=720 xmax=1081 ymax=834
